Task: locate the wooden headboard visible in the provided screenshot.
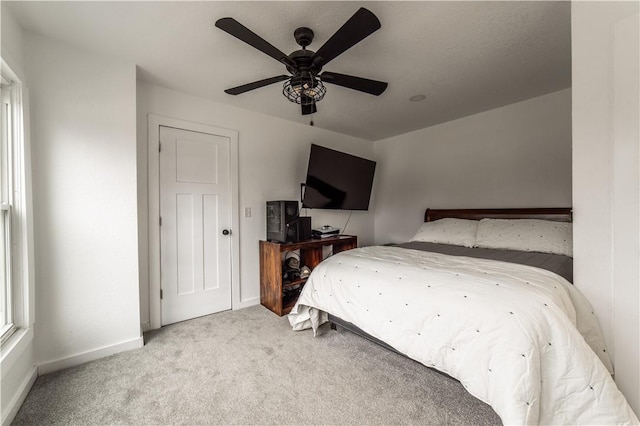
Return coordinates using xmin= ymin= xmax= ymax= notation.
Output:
xmin=425 ymin=208 xmax=573 ymax=223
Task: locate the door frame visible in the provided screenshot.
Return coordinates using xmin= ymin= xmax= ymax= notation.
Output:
xmin=147 ymin=114 xmax=240 ymax=329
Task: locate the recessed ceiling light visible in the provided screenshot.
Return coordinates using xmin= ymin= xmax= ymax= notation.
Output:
xmin=409 ymin=94 xmax=426 ymax=102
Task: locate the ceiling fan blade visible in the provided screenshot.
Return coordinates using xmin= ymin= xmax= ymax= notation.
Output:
xmin=301 ymin=97 xmax=317 ymax=115
xmin=320 ymin=72 xmax=387 ymax=95
xmin=215 ymin=18 xmax=296 ymax=69
xmin=224 ymin=75 xmax=290 ymax=95
xmin=311 ymin=8 xmax=381 ymax=68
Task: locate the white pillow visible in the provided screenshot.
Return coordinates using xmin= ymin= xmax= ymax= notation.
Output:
xmin=410 ymin=218 xmax=479 ymax=248
xmin=475 ymin=218 xmax=572 ymax=257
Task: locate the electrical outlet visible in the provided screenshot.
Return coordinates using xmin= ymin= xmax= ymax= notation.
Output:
xmin=244 ymin=207 xmax=251 ymax=218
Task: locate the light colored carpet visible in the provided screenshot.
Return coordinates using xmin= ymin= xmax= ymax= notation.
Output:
xmin=12 ymin=305 xmax=500 ymax=425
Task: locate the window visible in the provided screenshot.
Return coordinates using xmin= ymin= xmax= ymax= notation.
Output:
xmin=0 ymin=61 xmax=26 ymax=345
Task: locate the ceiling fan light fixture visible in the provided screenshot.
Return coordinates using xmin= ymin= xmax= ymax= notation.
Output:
xmin=283 ymin=73 xmax=326 ymax=105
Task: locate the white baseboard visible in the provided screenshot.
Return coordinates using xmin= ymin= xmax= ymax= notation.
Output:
xmin=141 ymin=322 xmax=151 ymax=333
xmin=37 ymin=336 xmax=144 ymax=375
xmin=1 ymin=365 xmax=37 ymax=426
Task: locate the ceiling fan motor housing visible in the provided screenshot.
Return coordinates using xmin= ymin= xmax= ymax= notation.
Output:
xmin=286 ymin=49 xmax=319 ymax=75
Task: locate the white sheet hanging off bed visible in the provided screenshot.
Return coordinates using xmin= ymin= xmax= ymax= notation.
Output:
xmin=289 ymin=246 xmax=639 ymax=425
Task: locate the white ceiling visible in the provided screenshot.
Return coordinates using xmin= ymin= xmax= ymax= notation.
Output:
xmin=6 ymin=1 xmax=571 ymax=141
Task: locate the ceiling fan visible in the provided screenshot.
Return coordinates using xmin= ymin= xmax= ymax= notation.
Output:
xmin=215 ymin=7 xmax=388 ymax=116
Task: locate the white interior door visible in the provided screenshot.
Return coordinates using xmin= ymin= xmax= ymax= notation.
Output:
xmin=160 ymin=125 xmax=232 ymax=325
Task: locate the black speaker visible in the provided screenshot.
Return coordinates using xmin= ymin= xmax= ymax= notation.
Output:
xmin=266 ymin=200 xmax=299 ymax=242
xmin=292 ymin=216 xmax=312 ymax=242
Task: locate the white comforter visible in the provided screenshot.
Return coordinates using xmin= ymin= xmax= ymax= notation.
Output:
xmin=289 ymin=246 xmax=639 ymax=425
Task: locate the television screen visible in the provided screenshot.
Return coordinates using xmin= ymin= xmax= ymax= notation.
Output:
xmin=302 ymin=144 xmax=376 ymax=210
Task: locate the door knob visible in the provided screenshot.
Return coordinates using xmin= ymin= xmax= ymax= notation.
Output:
xmin=222 ymin=229 xmax=231 ymax=236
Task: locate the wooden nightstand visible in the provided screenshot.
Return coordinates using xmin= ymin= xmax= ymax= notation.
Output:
xmin=259 ymin=235 xmax=357 ymax=316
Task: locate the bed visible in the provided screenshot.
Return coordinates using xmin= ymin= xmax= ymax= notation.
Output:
xmin=289 ymin=208 xmax=639 ymax=425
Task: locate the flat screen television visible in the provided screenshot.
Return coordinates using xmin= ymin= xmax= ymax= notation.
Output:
xmin=302 ymin=144 xmax=376 ymax=210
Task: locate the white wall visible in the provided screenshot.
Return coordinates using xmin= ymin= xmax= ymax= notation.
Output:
xmin=0 ymin=3 xmax=26 ymax=81
xmin=137 ymin=82 xmax=375 ymax=327
xmin=572 ymin=1 xmax=640 ymax=415
xmin=373 ymin=89 xmax=572 ymax=244
xmin=24 ymin=33 xmax=142 ymax=370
